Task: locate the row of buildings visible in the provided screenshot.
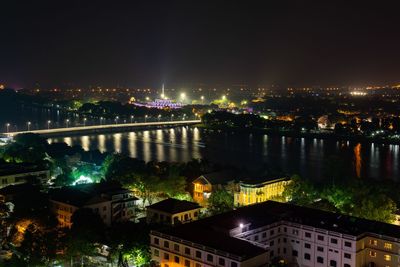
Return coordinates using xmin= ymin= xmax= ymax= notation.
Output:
xmin=150 ymin=201 xmax=400 ymax=267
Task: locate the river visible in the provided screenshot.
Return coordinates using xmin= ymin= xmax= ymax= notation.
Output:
xmin=48 ymin=126 xmax=400 ymax=182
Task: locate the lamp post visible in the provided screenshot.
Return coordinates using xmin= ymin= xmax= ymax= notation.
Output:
xmin=130 ymin=115 xmax=134 ymax=123
xmin=158 ymin=114 xmax=161 ymax=122
xmin=171 ymin=114 xmax=174 ymax=121
xmin=27 ymin=121 xmax=31 ymax=131
xmin=201 ymin=95 xmax=204 ymax=104
xmin=47 ymin=120 xmax=51 ymax=130
xmin=83 ymin=118 xmax=87 ymax=126
xmin=115 ymin=116 xmax=119 ymax=124
xmin=6 ymin=123 xmax=10 ymax=133
xmin=145 ymin=115 xmax=148 ymax=123
xmin=180 ymin=92 xmax=186 ymax=103
xmin=99 ymin=117 xmax=103 ymax=125
xmin=66 ymin=119 xmax=70 ymax=128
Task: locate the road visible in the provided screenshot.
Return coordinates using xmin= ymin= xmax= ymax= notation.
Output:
xmin=4 ymin=120 xmax=201 ymax=137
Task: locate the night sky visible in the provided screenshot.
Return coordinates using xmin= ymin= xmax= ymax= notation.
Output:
xmin=1 ymin=1 xmax=400 ymax=88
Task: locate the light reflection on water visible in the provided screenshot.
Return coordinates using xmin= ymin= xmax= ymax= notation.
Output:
xmin=48 ymin=127 xmax=400 ymax=181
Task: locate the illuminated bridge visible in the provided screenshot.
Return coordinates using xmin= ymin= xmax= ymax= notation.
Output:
xmin=4 ymin=120 xmax=201 ymax=137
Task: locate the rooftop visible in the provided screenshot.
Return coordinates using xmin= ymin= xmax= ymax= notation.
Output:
xmin=239 ymin=176 xmax=290 ymax=187
xmin=0 ymin=163 xmax=48 ymax=177
xmin=194 ymin=170 xmax=239 ymax=185
xmin=147 ymin=198 xmax=201 ymax=214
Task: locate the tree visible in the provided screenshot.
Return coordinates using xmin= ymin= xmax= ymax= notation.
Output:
xmin=208 ymin=189 xmax=234 ymax=215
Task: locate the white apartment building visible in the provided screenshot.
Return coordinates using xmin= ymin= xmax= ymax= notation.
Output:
xmin=150 ymin=201 xmax=400 ymax=267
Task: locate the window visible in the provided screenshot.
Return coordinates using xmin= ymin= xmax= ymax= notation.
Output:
xmin=196 ymin=251 xmax=202 ymax=258
xmin=344 ymin=264 xmax=350 ymax=267
xmin=270 ymin=230 xmax=274 ymax=235
xmin=292 ymin=229 xmax=299 ymax=235
xmin=344 ymin=253 xmax=351 ymax=259
xmin=164 ymin=241 xmax=169 ymax=248
xmin=270 ymin=250 xmax=274 ymax=257
xmin=304 ymin=243 xmax=311 ymax=249
xmin=369 ymin=251 xmax=376 ymax=257
xmin=292 ymin=250 xmax=298 ymax=257
xmin=231 ymin=262 xmax=238 ymax=267
xmin=305 ymin=232 xmax=311 ymax=238
xmin=369 ymin=239 xmax=377 ymax=246
xmin=254 ymin=235 xmax=259 ymax=241
xmin=195 ymin=264 xmax=201 ymax=267
xmin=331 ymin=238 xmax=338 ymax=244
xmin=317 ymin=246 xmax=324 ymax=252
xmin=174 ymin=256 xmax=180 ymax=263
xmin=384 ymin=254 xmax=391 ymax=261
xmin=165 ymin=264 xmax=169 ymax=267
xmin=283 ymin=248 xmax=287 ymax=254
xmin=329 ymin=260 xmax=337 ymax=267
xmin=164 ymin=253 xmax=169 ymax=260
xmin=384 ymin=243 xmax=392 ymax=249
xmin=283 ymin=238 xmax=287 ymax=243
xmin=185 ymin=260 xmax=190 ymax=267
xmin=207 ymin=254 xmax=213 ymax=262
xmin=103 ymin=206 xmax=107 ymax=211
xmin=284 ymin=227 xmax=287 ymax=232
xmin=262 ymin=232 xmax=267 ymax=238
xmin=154 ymin=249 xmax=159 ymax=256
xmin=304 ymin=253 xmax=311 ymax=260
xmin=219 ymin=258 xmax=225 ymax=266
xmin=185 ymin=247 xmax=191 ymax=255
xmin=344 ymin=241 xmax=352 ymax=247
xmin=194 ymin=211 xmax=198 ymax=217
xmin=270 ymin=241 xmax=274 ymax=246
xmin=317 ymin=256 xmax=324 ymax=263
xmin=317 ymin=235 xmax=324 ymax=241
xmin=174 ymin=244 xmax=180 ymax=251
xmin=154 ymin=237 xmax=159 ymax=245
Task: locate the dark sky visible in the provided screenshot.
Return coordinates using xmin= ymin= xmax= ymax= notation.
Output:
xmin=1 ymin=1 xmax=400 ymax=88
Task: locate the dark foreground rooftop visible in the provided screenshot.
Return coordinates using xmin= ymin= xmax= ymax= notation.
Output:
xmin=147 ymin=198 xmax=200 ymax=214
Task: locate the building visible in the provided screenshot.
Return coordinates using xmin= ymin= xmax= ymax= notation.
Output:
xmin=0 ymin=163 xmax=50 ymax=189
xmin=234 ymin=177 xmax=290 ymax=206
xmin=147 ymin=198 xmax=201 ymax=225
xmin=50 ymin=182 xmax=137 ymax=227
xmin=150 ymin=201 xmax=400 ymax=267
xmin=192 ymin=171 xmax=238 ymax=205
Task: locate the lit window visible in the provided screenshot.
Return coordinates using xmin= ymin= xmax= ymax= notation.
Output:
xmin=369 ymin=251 xmax=376 ymax=257
xmin=384 ymin=243 xmax=392 ymax=250
xmin=384 ymin=254 xmax=391 ymax=261
xmin=369 ymin=239 xmax=377 ymax=246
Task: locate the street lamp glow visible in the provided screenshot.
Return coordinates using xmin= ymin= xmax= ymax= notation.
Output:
xmin=222 ymin=95 xmax=226 ymax=101
xmin=130 ymin=115 xmax=134 ymax=123
xmin=145 ymin=114 xmax=148 ymax=123
xmin=27 ymin=121 xmax=31 ymax=131
xmin=180 ymin=92 xmax=186 ymax=100
xmin=66 ymin=119 xmax=70 ymax=128
xmin=47 ymin=120 xmax=51 ymax=129
xmin=6 ymin=123 xmax=10 ymax=133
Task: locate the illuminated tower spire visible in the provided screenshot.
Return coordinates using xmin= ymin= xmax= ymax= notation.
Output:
xmin=161 ymin=83 xmax=165 ymax=99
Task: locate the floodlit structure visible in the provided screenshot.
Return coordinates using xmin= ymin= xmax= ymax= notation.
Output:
xmin=0 ymin=163 xmax=50 ymax=189
xmin=150 ymin=201 xmax=400 ymax=267
xmin=234 ymin=177 xmax=290 ymax=206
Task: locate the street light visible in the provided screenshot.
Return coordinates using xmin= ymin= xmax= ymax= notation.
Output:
xmin=171 ymin=114 xmax=174 ymax=121
xmin=201 ymin=95 xmax=204 ymax=104
xmin=47 ymin=120 xmax=51 ymax=130
xmin=6 ymin=123 xmax=10 ymax=133
xmin=83 ymin=118 xmax=87 ymax=126
xmin=222 ymin=95 xmax=226 ymax=101
xmin=115 ymin=116 xmax=119 ymax=124
xmin=158 ymin=114 xmax=161 ymax=122
xmin=66 ymin=119 xmax=70 ymax=128
xmin=145 ymin=115 xmax=148 ymax=123
xmin=130 ymin=115 xmax=134 ymax=123
xmin=99 ymin=117 xmax=103 ymax=125
xmin=27 ymin=121 xmax=31 ymax=131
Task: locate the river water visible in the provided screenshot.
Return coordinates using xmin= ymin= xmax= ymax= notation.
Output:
xmin=48 ymin=127 xmax=400 ymax=181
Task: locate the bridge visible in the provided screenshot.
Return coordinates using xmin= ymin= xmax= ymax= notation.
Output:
xmin=4 ymin=120 xmax=201 ymax=137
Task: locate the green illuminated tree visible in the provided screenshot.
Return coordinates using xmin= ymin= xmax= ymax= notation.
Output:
xmin=208 ymin=189 xmax=234 ymax=215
